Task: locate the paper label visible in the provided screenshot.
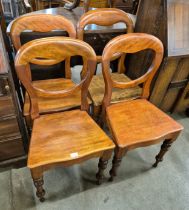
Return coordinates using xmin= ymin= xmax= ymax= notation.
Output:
xmin=70 ymin=152 xmax=79 ymax=158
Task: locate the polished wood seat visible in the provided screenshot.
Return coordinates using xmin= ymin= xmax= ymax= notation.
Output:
xmin=106 ymin=99 xmax=182 ymax=148
xmin=24 ymin=78 xmax=91 ymax=117
xmin=89 ymin=73 xmax=141 ymax=106
xmin=101 ymin=33 xmax=183 ymax=181
xmin=10 ymin=14 xmax=83 ymax=127
xmin=28 ymin=109 xmax=114 ymax=168
xmin=15 ymin=37 xmax=115 ymax=202
xmin=77 ymin=8 xmax=139 ymax=118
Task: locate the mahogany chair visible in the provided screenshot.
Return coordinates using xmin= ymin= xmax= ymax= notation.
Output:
xmin=77 ymin=8 xmax=141 ymax=119
xmin=101 ymin=33 xmax=183 ymax=181
xmin=14 ymin=37 xmax=115 ymax=201
xmin=10 ymin=14 xmax=88 ymax=127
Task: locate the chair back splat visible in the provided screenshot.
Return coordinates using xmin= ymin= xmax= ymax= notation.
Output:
xmin=10 ymin=14 xmax=76 ymax=51
xmin=77 ymin=8 xmax=134 ymax=64
xmin=102 ymin=33 xmax=164 ymax=109
xmin=15 ymin=37 xmax=96 ymax=119
xmin=77 ymin=8 xmax=133 ymax=40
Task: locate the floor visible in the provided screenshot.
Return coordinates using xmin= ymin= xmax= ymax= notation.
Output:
xmin=0 ymin=113 xmax=189 ymax=210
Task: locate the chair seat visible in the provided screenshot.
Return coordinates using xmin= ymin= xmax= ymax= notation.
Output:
xmin=106 ymin=99 xmax=183 ymax=149
xmin=24 ymin=78 xmax=91 ymax=116
xmin=89 ymin=73 xmax=142 ymax=106
xmin=28 ymin=109 xmax=115 ymax=168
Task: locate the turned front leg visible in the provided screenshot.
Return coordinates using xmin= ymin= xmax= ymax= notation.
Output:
xmin=96 ymin=150 xmax=112 ymax=185
xmin=109 ymin=148 xmax=126 ymax=181
xmin=153 ymin=139 xmax=173 ymax=167
xmin=31 ymin=169 xmax=45 ymax=202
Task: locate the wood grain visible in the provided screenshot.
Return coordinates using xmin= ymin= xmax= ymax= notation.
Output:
xmin=23 ymin=78 xmax=91 ymax=116
xmin=101 ymin=33 xmax=183 ymax=180
xmin=15 ymin=37 xmax=96 ymax=119
xmin=28 ymin=110 xmax=114 ymax=168
xmin=7 ymin=7 xmax=136 ymax=35
xmin=106 ymin=99 xmax=183 ymax=149
xmin=77 ymin=8 xmax=135 ymax=118
xmin=102 ymin=33 xmax=164 ymax=109
xmin=15 ymin=36 xmax=115 ymax=201
xmin=168 ymin=0 xmax=189 ymax=56
xmin=77 ymin=8 xmax=134 ymax=41
xmin=10 ymin=13 xmax=76 ymax=51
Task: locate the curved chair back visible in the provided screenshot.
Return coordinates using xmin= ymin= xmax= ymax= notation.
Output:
xmin=15 ymin=37 xmax=96 ymax=119
xmin=10 ymin=14 xmax=76 ymax=51
xmin=77 ymin=8 xmax=134 ymax=64
xmin=102 ymin=33 xmax=164 ymax=108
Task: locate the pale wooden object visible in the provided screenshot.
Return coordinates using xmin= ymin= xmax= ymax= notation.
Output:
xmin=15 ymin=37 xmax=115 ymax=201
xmin=101 ymin=33 xmax=183 ymax=181
xmin=77 ymin=8 xmax=138 ymax=119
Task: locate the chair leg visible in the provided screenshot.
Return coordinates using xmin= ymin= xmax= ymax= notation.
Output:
xmin=109 ymin=148 xmax=126 ymax=182
xmin=96 ymin=150 xmax=112 ymax=185
xmin=31 ymin=169 xmax=45 ymax=202
xmin=93 ymin=105 xmax=101 ymax=120
xmin=153 ymin=139 xmax=173 ymax=168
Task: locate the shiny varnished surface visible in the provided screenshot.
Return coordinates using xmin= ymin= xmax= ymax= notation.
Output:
xmin=10 ymin=13 xmax=76 ymax=51
xmin=77 ymin=8 xmax=134 ymax=62
xmin=101 ymin=33 xmax=183 ymax=180
xmin=106 ymin=99 xmax=183 ymax=149
xmin=24 ymin=78 xmax=91 ymax=116
xmin=77 ymin=8 xmax=134 ymax=39
xmin=7 ymin=7 xmax=136 ymax=34
xmin=15 ymin=37 xmax=96 ymax=119
xmin=102 ymin=33 xmax=164 ymax=109
xmin=28 ymin=109 xmax=114 ymax=168
xmin=15 ymin=37 xmax=114 ymax=201
xmin=77 ymin=8 xmax=136 ymax=116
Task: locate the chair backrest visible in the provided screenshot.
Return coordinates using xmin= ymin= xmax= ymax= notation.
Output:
xmin=14 ymin=37 xmax=96 ymax=120
xmin=10 ymin=14 xmax=76 ymax=51
xmin=77 ymin=8 xmax=134 ymax=65
xmin=102 ymin=33 xmax=164 ymax=108
xmin=77 ymin=8 xmax=134 ymax=40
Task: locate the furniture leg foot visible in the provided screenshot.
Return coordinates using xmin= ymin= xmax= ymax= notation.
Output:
xmin=153 ymin=139 xmax=172 ymax=167
xmin=109 ymin=155 xmax=122 ymax=182
xmin=96 ymin=158 xmax=108 ymax=185
xmin=33 ymin=177 xmax=45 ymax=202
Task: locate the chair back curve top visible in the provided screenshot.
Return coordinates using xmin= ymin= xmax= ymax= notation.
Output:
xmin=77 ymin=8 xmax=134 ymax=40
xmin=10 ymin=14 xmax=76 ymax=51
xmin=102 ymin=33 xmax=164 ymax=107
xmin=15 ymin=37 xmax=97 ymax=120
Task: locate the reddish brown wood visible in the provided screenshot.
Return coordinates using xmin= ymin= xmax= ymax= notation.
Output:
xmin=15 ymin=37 xmax=115 ymax=201
xmin=77 ymin=8 xmax=135 ymax=119
xmin=9 ymin=14 xmax=89 ymax=128
xmin=101 ymin=33 xmax=183 ymax=180
xmin=10 ymin=13 xmax=76 ymax=51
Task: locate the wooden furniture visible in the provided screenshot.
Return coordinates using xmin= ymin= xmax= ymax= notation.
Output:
xmin=0 ymin=26 xmax=28 ymax=168
xmin=7 ymin=8 xmax=134 ymax=102
xmin=14 ymin=36 xmax=115 ymax=201
xmin=101 ymin=33 xmax=183 ymax=181
xmin=128 ymin=0 xmax=189 ymax=113
xmin=77 ymin=8 xmax=141 ymax=118
xmin=7 ymin=7 xmax=136 ymax=80
xmin=10 ymin=14 xmax=90 ymax=128
xmin=112 ymin=0 xmax=139 ymax=14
